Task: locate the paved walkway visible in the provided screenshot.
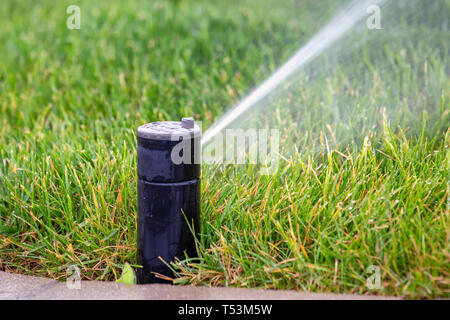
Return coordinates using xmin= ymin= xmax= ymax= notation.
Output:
xmin=0 ymin=271 xmax=396 ymax=300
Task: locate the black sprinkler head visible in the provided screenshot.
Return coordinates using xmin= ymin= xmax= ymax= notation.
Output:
xmin=136 ymin=118 xmax=201 ymax=284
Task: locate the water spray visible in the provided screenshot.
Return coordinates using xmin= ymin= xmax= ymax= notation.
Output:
xmin=136 ymin=118 xmax=201 ymax=284
xmin=201 ymin=0 xmax=386 ymax=146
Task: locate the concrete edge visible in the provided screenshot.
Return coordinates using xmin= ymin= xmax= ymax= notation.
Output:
xmin=0 ymin=271 xmax=399 ymax=300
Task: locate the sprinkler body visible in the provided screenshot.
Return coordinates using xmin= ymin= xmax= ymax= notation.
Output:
xmin=136 ymin=118 xmax=201 ymax=284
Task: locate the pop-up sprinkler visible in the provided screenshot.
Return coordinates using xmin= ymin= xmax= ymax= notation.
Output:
xmin=136 ymin=118 xmax=201 ymax=284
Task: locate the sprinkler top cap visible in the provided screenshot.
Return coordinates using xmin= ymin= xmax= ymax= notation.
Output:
xmin=181 ymin=117 xmax=195 ymax=129
xmin=137 ymin=119 xmax=201 ymax=141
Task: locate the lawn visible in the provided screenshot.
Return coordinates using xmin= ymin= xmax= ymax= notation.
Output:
xmin=0 ymin=0 xmax=448 ymax=298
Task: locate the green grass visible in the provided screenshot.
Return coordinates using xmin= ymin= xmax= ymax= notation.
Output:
xmin=0 ymin=0 xmax=449 ymax=298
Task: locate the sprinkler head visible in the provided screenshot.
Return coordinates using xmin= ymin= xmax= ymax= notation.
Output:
xmin=136 ymin=118 xmax=201 ymax=284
